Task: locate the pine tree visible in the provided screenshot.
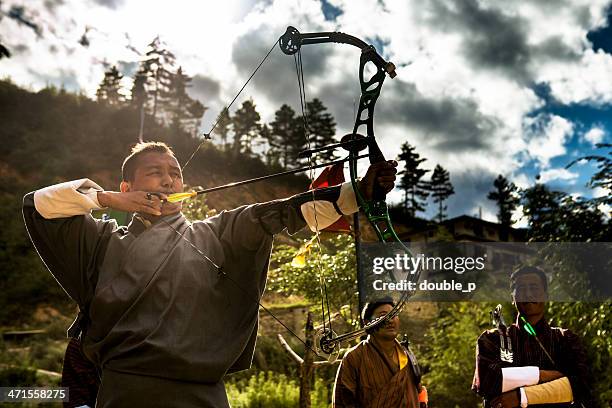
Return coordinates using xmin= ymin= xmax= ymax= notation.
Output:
xmin=130 ymin=72 xmax=147 ymax=108
xmin=521 ymin=181 xmax=564 ymax=241
xmin=304 ymin=98 xmax=336 ymax=162
xmin=397 ymin=142 xmax=429 ymax=218
xmin=130 ymin=72 xmax=148 ymax=142
xmin=168 ymin=66 xmax=206 ymax=136
xmin=96 ymin=65 xmax=124 ymax=106
xmin=259 ymin=124 xmax=278 ymax=165
xmin=270 ymin=104 xmax=305 ymax=169
xmin=232 ymin=99 xmax=261 ymax=155
xmin=487 ymin=175 xmax=519 ymax=227
xmin=429 ymin=164 xmax=455 ymax=222
xmin=138 ymin=36 xmax=176 ymax=123
xmin=213 ymin=107 xmax=232 ymax=151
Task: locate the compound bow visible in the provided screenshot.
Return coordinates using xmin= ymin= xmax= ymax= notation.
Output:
xmin=167 ymin=26 xmax=420 ymax=360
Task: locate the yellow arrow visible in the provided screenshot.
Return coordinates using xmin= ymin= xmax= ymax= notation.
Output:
xmin=165 ymin=191 xmax=198 ymax=203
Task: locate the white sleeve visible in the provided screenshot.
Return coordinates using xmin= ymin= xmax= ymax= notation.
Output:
xmin=300 ymin=182 xmax=358 ymax=231
xmin=33 ymin=178 xmax=104 ymax=219
xmin=501 ymin=366 xmax=539 ymax=392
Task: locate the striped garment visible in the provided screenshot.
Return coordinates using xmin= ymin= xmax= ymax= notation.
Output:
xmin=61 ymin=337 xmax=100 ymax=408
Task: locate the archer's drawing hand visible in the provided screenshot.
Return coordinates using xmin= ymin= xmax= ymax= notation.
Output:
xmin=490 ymin=390 xmax=520 ymax=408
xmin=358 ymin=160 xmax=398 ymax=200
xmin=97 ymin=191 xmax=168 ymax=216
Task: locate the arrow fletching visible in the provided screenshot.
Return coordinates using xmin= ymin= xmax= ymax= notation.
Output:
xmin=165 ymin=191 xmax=198 ymax=203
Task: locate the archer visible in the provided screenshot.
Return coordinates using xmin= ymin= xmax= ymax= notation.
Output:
xmin=23 ymin=141 xmax=397 ymax=407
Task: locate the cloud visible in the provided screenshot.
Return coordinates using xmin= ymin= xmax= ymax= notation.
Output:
xmin=90 ymin=0 xmax=124 ymax=9
xmin=593 ymin=186 xmax=611 ymax=198
xmin=442 ymin=168 xmax=499 ymax=221
xmin=116 ymin=60 xmax=138 ymax=77
xmin=231 ymin=22 xmax=335 ymax=110
xmin=190 ymin=75 xmax=221 ymax=99
xmin=524 ymin=114 xmax=574 ymax=168
xmin=381 ymin=82 xmax=501 ymax=152
xmin=540 ymin=49 xmax=612 ymax=105
xmin=426 ymin=0 xmax=532 ymax=82
xmin=512 ymin=204 xmax=528 ymax=228
xmin=538 ymin=167 xmax=579 ymax=184
xmin=43 ymin=0 xmax=65 ymax=13
xmin=583 ymin=125 xmax=606 ymax=145
xmin=512 ymin=173 xmax=532 ymax=189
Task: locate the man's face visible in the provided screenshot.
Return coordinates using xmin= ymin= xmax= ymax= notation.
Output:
xmin=128 ymin=152 xmax=183 ymax=193
xmin=121 ymin=152 xmax=184 ymax=215
xmin=370 ymin=303 xmax=400 ymax=341
xmin=512 ymin=273 xmax=547 ymax=318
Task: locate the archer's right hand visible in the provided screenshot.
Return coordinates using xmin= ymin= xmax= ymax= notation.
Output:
xmin=97 ymin=191 xmax=168 ymax=216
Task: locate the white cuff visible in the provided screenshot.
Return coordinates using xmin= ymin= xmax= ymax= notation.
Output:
xmin=337 ymin=182 xmax=358 ymax=215
xmin=501 ymin=366 xmax=539 ymax=392
xmin=300 ymin=182 xmax=358 ymax=232
xmin=34 ymin=178 xmax=104 ymax=219
xmin=520 ymin=387 xmax=528 ymax=407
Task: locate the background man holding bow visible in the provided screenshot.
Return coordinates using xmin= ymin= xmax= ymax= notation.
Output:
xmin=472 ymin=266 xmax=592 ymax=408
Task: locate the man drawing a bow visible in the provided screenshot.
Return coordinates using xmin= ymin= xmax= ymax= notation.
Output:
xmin=23 ymin=141 xmax=397 ymax=407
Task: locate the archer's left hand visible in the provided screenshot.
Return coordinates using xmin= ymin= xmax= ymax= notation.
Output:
xmin=358 ymin=160 xmax=398 ymax=200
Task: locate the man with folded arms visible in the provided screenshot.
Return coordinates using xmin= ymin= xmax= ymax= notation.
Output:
xmin=472 ymin=266 xmax=592 ymax=407
xmin=23 ymin=141 xmax=397 ymax=407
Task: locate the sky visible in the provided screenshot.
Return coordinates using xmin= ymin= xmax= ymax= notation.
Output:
xmin=1 ymin=0 xmax=611 ymax=225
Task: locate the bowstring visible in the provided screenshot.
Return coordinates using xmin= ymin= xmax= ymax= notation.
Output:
xmin=293 ymin=50 xmax=334 ymax=338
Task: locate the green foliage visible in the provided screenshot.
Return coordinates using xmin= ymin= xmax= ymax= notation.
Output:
xmin=304 ymin=98 xmax=336 ymax=162
xmin=0 ymin=191 xmax=66 ymax=325
xmin=139 ymin=36 xmax=177 ymax=121
xmin=226 ymin=371 xmax=331 ymax=408
xmin=267 ymin=234 xmax=359 ymax=324
xmin=397 ymin=142 xmax=429 ymax=218
xmin=428 ymin=164 xmax=455 ymax=223
xmin=96 ymin=65 xmax=125 ymax=106
xmin=168 ymin=66 xmax=207 ymax=135
xmin=180 ymin=186 xmax=216 ymax=221
xmin=419 ymin=302 xmax=492 ymax=408
xmin=548 ymin=302 xmax=612 ymax=406
xmin=270 ymin=104 xmax=303 ymax=169
xmin=233 ymin=99 xmax=262 ymax=155
xmin=249 ymin=335 xmax=299 ymax=375
xmin=487 ymin=174 xmax=519 ymax=227
xmin=566 ymin=143 xmax=611 ymax=205
xmin=214 ymin=107 xmax=233 ymax=150
xmin=0 ymin=367 xmax=37 ymax=386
